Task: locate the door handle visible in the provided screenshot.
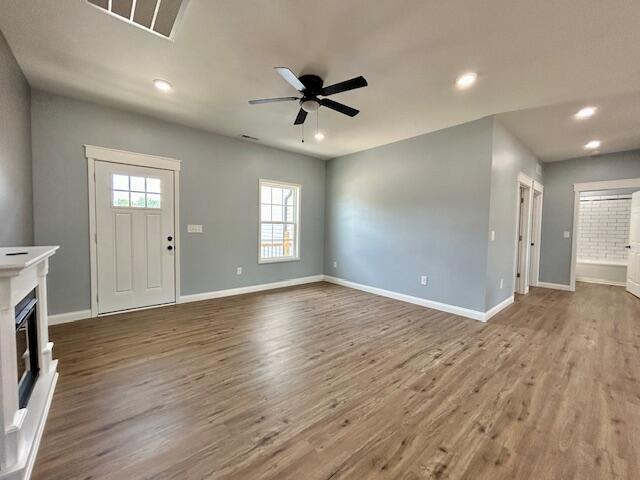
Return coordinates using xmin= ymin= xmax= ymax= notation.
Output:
xmin=167 ymin=236 xmax=173 ymax=241
xmin=167 ymin=245 xmax=173 ymax=251
xmin=625 ymin=245 xmax=631 ymax=249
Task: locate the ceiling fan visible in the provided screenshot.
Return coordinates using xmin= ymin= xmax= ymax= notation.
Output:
xmin=249 ymin=68 xmax=368 ymax=125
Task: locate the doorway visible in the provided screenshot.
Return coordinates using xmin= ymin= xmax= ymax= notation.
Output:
xmin=86 ymin=146 xmax=181 ymax=316
xmin=514 ymin=173 xmax=543 ymax=295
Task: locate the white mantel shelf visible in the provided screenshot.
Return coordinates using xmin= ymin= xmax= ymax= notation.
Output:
xmin=0 ymin=246 xmax=59 ymax=480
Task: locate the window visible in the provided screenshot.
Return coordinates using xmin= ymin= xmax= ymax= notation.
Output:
xmin=112 ymin=174 xmax=161 ymax=209
xmin=259 ymin=180 xmax=300 ymax=263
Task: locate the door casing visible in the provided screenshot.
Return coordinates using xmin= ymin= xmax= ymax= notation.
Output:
xmin=570 ymin=178 xmax=640 ymax=292
xmin=86 ymin=145 xmax=181 ymax=317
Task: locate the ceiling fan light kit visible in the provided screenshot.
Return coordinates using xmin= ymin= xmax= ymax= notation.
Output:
xmin=249 ymin=67 xmax=368 ymax=134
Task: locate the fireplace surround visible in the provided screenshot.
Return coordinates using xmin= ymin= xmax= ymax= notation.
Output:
xmin=0 ymin=247 xmax=58 ymax=480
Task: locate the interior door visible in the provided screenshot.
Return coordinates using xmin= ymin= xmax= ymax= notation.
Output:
xmin=627 ymin=191 xmax=640 ymax=298
xmin=95 ymin=161 xmax=176 ymax=314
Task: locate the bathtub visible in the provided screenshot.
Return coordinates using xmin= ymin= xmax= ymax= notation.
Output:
xmin=576 ymin=259 xmax=627 ymax=286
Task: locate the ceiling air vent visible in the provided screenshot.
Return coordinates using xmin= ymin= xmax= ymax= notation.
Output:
xmin=87 ymin=0 xmax=188 ymax=39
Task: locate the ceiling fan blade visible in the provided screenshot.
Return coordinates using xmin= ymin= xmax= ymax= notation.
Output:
xmin=248 ymin=97 xmax=299 ymax=105
xmin=321 ymin=76 xmax=368 ymax=96
xmin=320 ymin=98 xmax=360 ymax=117
xmin=275 ymin=67 xmax=306 ymax=92
xmin=294 ymin=108 xmax=308 ymax=125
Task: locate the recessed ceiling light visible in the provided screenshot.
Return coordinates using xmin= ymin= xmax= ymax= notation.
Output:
xmin=455 ymin=72 xmax=478 ymax=90
xmin=314 ymin=132 xmax=325 ymax=141
xmin=584 ymin=140 xmax=601 ymax=150
xmin=574 ymin=106 xmax=597 ymax=120
xmin=153 ymin=79 xmax=173 ymax=92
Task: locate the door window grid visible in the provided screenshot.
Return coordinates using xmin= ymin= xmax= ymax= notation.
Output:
xmin=112 ymin=174 xmax=161 ymax=209
xmin=259 ymin=181 xmax=299 ymax=262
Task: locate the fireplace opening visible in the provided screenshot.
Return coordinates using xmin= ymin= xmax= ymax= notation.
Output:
xmin=15 ymin=290 xmax=39 ymax=409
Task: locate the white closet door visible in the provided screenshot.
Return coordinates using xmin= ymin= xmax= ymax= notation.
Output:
xmin=627 ymin=191 xmax=640 ymax=298
xmin=95 ymin=161 xmax=176 ymax=314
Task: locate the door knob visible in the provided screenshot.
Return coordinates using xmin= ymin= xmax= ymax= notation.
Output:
xmin=167 ymin=245 xmax=173 ymax=251
xmin=625 ymin=245 xmax=631 ymax=249
xmin=167 ymin=236 xmax=173 ymax=241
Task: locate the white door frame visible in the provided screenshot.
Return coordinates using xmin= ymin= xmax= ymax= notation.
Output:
xmin=529 ymin=183 xmax=544 ymax=287
xmin=513 ymin=173 xmax=543 ymax=295
xmin=85 ymin=145 xmax=181 ymax=317
xmin=570 ymin=177 xmax=640 ymax=292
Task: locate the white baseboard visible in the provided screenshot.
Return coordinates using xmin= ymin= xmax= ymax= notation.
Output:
xmin=576 ymin=277 xmax=627 ymax=287
xmin=179 ymin=275 xmax=325 ymax=303
xmin=484 ymin=295 xmax=515 ymax=321
xmin=537 ymin=282 xmax=573 ymax=291
xmin=323 ymin=275 xmax=512 ymax=322
xmin=49 ymin=309 xmax=92 ymax=325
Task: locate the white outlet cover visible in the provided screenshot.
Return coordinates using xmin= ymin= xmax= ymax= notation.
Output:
xmin=236 ymin=267 xmax=242 ymax=275
xmin=333 ymin=261 xmax=337 ymax=268
xmin=563 ymin=231 xmax=571 ymax=238
xmin=500 ymin=279 xmax=504 ymax=289
xmin=420 ymin=275 xmax=428 ymax=286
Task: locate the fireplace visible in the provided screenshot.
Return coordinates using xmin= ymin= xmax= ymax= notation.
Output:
xmin=15 ymin=289 xmax=39 ymax=409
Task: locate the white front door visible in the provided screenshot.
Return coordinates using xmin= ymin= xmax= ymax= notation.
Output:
xmin=95 ymin=161 xmax=176 ymax=314
xmin=627 ymin=191 xmax=640 ymax=298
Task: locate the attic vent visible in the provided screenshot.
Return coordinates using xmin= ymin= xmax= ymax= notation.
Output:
xmin=87 ymin=0 xmax=187 ymax=39
xmin=240 ymin=135 xmax=260 ymax=141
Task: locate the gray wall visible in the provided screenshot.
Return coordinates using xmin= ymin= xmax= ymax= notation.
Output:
xmin=539 ymin=149 xmax=640 ymax=285
xmin=31 ymin=91 xmax=325 ymax=315
xmin=485 ymin=120 xmax=542 ymax=308
xmin=0 ymin=31 xmax=33 ymax=246
xmin=324 ymin=117 xmax=494 ymax=312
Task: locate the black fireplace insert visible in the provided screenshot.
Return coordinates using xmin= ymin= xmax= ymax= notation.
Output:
xmin=15 ymin=290 xmax=39 ymax=409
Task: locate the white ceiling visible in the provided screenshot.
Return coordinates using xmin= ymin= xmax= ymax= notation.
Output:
xmin=1 ymin=0 xmax=639 ymax=161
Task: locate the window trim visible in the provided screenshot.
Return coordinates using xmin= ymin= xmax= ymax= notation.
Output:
xmin=258 ymin=179 xmax=301 ymax=264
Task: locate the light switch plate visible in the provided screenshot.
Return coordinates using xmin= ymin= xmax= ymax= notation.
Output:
xmin=563 ymin=231 xmax=570 ymax=238
xmin=188 ymin=224 xmax=203 ymax=233
xmin=490 ymin=230 xmax=495 ymax=241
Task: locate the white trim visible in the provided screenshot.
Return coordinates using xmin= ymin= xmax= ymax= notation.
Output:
xmin=484 ymin=295 xmax=515 ymax=321
xmin=569 ymin=177 xmax=640 ymax=292
xmin=84 ymin=145 xmax=181 ymax=171
xmin=323 ymin=276 xmax=513 ymax=322
xmin=514 ymin=173 xmax=535 ymax=295
xmin=576 ymin=277 xmax=627 ymax=287
xmin=537 ymin=282 xmax=572 ymax=291
xmin=49 ymin=309 xmax=93 ymax=325
xmin=258 ymin=179 xmax=301 ymax=265
xmin=529 ymin=188 xmax=544 ymax=287
xmin=85 ymin=145 xmax=181 ymax=317
xmin=179 ymin=275 xmax=324 ymax=303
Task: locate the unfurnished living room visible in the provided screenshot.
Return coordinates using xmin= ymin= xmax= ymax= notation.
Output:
xmin=1 ymin=1 xmax=640 ymax=479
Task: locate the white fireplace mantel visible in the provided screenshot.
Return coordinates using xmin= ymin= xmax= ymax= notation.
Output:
xmin=0 ymin=246 xmax=59 ymax=480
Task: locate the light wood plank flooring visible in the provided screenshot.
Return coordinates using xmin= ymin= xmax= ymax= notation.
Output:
xmin=33 ymin=281 xmax=640 ymax=479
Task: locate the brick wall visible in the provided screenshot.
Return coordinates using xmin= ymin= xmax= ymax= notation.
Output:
xmin=577 ymin=194 xmax=631 ymax=262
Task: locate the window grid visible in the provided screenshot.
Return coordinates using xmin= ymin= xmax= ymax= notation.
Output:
xmin=112 ymin=174 xmax=161 ymax=209
xmin=259 ymin=181 xmax=300 ymax=262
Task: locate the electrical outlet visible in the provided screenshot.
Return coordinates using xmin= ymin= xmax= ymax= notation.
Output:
xmin=333 ymin=261 xmax=337 ymax=268
xmin=500 ymin=279 xmax=504 ymax=289
xmin=563 ymin=231 xmax=570 ymax=238
xmin=236 ymin=267 xmax=242 ymax=275
xmin=187 ymin=224 xmax=203 ymax=233
xmin=421 ymin=275 xmax=428 ymax=286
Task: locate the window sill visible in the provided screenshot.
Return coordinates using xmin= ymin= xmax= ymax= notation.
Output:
xmin=258 ymin=256 xmax=301 ymax=265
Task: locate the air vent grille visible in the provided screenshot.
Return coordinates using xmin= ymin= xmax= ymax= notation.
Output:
xmin=87 ymin=0 xmax=187 ymax=39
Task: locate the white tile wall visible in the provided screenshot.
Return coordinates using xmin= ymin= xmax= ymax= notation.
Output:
xmin=577 ymin=194 xmax=631 ymax=262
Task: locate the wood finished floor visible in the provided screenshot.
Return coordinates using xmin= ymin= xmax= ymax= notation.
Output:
xmin=33 ymin=282 xmax=640 ymax=480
